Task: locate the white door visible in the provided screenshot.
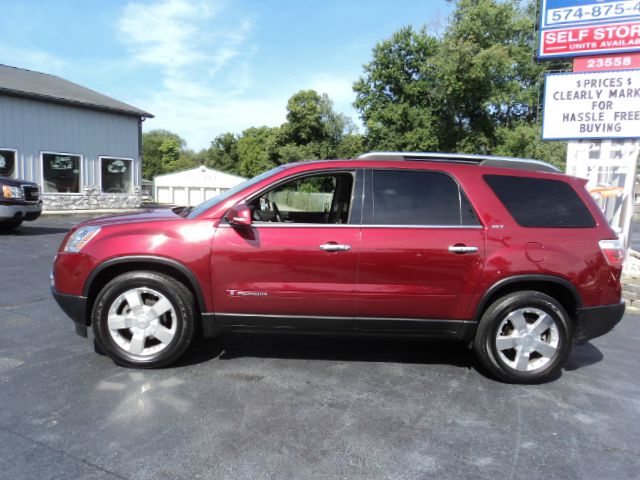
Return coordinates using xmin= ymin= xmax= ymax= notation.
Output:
xmin=188 ymin=187 xmax=204 ymax=205
xmin=156 ymin=187 xmax=171 ymax=204
xmin=173 ymin=187 xmax=187 ymax=205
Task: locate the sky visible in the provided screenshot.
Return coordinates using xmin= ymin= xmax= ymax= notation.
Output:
xmin=0 ymin=0 xmax=452 ymax=151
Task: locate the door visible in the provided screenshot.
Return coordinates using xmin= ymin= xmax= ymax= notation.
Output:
xmin=355 ymin=168 xmax=485 ymax=329
xmin=210 ymin=169 xmax=362 ymax=330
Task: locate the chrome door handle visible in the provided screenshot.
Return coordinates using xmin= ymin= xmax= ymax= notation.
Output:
xmin=448 ymin=245 xmax=478 ymax=254
xmin=320 ymin=243 xmax=351 ymax=252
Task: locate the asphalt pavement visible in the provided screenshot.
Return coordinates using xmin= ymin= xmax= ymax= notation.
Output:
xmin=1 ymin=214 xmax=639 ymax=480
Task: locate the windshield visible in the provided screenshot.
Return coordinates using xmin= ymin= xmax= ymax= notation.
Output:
xmin=187 ymin=166 xmax=285 ymax=218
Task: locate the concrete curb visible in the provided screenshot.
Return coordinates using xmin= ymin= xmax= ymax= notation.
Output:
xmin=42 ymin=208 xmax=145 ymax=215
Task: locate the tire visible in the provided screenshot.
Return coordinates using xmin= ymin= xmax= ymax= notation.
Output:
xmin=0 ymin=219 xmax=23 ymax=231
xmin=473 ymin=291 xmax=572 ymax=384
xmin=92 ymin=271 xmax=196 ymax=368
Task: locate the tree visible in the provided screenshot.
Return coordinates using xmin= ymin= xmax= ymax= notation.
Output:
xmin=353 ymin=26 xmax=443 ymax=152
xmin=353 ymin=0 xmax=567 ymax=157
xmin=284 ymin=90 xmax=326 ymax=145
xmin=206 ymin=132 xmax=240 ymax=174
xmin=141 ymin=129 xmax=187 ymax=178
xmin=280 ymin=90 xmax=362 ymax=162
xmin=493 ymin=123 xmax=567 ymax=169
xmin=237 ymin=126 xmax=280 ymax=177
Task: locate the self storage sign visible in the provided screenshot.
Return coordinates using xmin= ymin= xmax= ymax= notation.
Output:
xmin=542 ymin=69 xmax=640 ymax=140
xmin=539 ymin=1 xmax=640 ymax=58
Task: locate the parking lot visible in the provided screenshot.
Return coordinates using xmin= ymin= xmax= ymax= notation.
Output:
xmin=1 ymin=213 xmax=639 ymax=479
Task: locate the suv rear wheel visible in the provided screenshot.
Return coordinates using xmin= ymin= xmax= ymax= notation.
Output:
xmin=473 ymin=291 xmax=572 ymax=384
xmin=92 ymin=271 xmax=196 ymax=368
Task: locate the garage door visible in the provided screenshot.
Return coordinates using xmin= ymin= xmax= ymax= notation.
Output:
xmin=156 ymin=187 xmax=171 ymax=204
xmin=173 ymin=187 xmax=187 ymax=205
xmin=188 ymin=187 xmax=204 ymax=206
xmin=205 ymin=188 xmax=219 ymax=200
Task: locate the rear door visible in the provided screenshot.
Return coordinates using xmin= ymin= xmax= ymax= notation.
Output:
xmin=355 ymin=168 xmax=485 ymax=330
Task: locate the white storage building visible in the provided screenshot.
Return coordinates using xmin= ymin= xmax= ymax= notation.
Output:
xmin=154 ymin=166 xmax=246 ymax=206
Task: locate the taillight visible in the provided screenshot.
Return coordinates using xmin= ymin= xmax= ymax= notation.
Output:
xmin=599 ymin=239 xmax=625 ymax=268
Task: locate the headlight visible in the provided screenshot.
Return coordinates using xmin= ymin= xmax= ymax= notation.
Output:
xmin=2 ymin=185 xmax=24 ymax=199
xmin=64 ymin=226 xmax=101 ymax=252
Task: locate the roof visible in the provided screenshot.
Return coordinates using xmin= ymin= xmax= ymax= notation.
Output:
xmin=357 ymin=152 xmax=560 ymax=173
xmin=153 ymin=166 xmax=246 ymax=188
xmin=0 ymin=64 xmax=153 ymax=118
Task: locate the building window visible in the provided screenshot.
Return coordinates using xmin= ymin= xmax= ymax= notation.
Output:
xmin=101 ymin=157 xmax=133 ymax=193
xmin=0 ymin=149 xmax=16 ymax=177
xmin=42 ymin=152 xmax=81 ymax=193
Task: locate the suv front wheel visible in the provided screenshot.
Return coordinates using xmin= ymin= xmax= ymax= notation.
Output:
xmin=92 ymin=271 xmax=196 ymax=368
xmin=473 ymin=291 xmax=572 ymax=384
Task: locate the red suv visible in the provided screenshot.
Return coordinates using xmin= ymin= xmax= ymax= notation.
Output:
xmin=51 ymin=152 xmax=625 ymax=383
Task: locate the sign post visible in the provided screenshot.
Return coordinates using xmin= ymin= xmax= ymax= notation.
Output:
xmin=539 ymin=0 xmax=640 ymax=253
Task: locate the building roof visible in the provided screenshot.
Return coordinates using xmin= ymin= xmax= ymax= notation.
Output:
xmin=0 ymin=64 xmax=153 ymax=118
xmin=154 ymin=166 xmax=246 ymax=188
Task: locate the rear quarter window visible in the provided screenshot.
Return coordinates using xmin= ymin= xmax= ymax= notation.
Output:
xmin=484 ymin=175 xmax=596 ymax=228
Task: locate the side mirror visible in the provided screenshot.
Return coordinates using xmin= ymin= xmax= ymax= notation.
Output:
xmin=226 ymin=204 xmax=252 ymax=227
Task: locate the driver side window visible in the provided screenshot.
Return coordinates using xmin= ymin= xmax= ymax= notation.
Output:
xmin=249 ymin=172 xmax=354 ymax=224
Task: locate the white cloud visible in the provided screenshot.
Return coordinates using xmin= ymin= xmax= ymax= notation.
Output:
xmin=119 ymin=0 xmax=221 ymax=71
xmin=0 ymin=46 xmax=67 ymax=74
xmin=119 ymin=0 xmax=270 ymax=149
xmin=141 ymin=92 xmax=289 ymax=150
xmin=309 ymin=73 xmax=355 ymax=107
xmin=119 ymin=0 xmax=360 ymax=150
xmin=309 ymin=72 xmax=361 ymax=128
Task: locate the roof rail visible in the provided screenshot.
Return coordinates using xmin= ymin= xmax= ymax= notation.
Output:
xmin=356 ymin=151 xmax=560 ymax=173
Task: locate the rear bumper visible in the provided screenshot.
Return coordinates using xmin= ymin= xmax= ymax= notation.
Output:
xmin=575 ymin=301 xmax=625 ymax=344
xmin=51 ymin=287 xmax=89 ymax=337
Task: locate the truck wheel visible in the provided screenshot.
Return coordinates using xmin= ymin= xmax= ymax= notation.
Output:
xmin=0 ymin=219 xmax=23 ymax=231
xmin=473 ymin=291 xmax=572 ymax=384
xmin=92 ymin=271 xmax=196 ymax=368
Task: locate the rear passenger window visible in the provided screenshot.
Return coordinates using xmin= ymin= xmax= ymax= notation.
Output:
xmin=372 ymin=170 xmax=479 ymax=226
xmin=484 ymin=175 xmax=595 ymax=228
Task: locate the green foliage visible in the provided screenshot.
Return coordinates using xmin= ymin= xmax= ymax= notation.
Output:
xmin=284 ymin=90 xmax=327 ymax=144
xmin=145 ymin=0 xmax=567 ymax=180
xmin=141 ymin=129 xmax=187 ymax=179
xmin=493 ymin=123 xmax=567 ymax=169
xmin=353 ymin=26 xmax=443 ymax=151
xmin=353 ymin=0 xmax=567 ymax=159
xmin=237 ymin=126 xmax=280 ymax=177
xmin=205 ymin=133 xmax=240 ymax=174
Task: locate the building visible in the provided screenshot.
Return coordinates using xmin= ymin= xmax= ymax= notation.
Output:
xmin=154 ymin=166 xmax=246 ymax=206
xmin=0 ymin=64 xmax=152 ymax=210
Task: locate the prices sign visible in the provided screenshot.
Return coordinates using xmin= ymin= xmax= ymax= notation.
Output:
xmin=542 ymin=70 xmax=640 ymax=139
xmin=539 ymin=1 xmax=640 ymax=58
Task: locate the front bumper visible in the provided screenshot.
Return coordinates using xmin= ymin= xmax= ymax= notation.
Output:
xmin=575 ymin=301 xmax=625 ymax=344
xmin=0 ymin=203 xmax=42 ymax=221
xmin=51 ymin=287 xmax=89 ymax=337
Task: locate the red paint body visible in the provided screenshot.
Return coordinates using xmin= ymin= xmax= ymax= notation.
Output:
xmin=52 ymin=160 xmax=622 ymax=325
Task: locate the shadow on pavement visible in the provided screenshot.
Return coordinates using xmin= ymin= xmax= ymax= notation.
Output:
xmin=176 ymin=333 xmax=603 ymax=382
xmin=564 ymin=342 xmax=604 ymax=371
xmin=0 ymin=225 xmax=71 ymax=236
xmin=181 ymin=333 xmax=478 ymax=369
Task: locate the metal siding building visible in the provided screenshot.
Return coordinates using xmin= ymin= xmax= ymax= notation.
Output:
xmin=0 ymin=64 xmax=152 ymax=210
